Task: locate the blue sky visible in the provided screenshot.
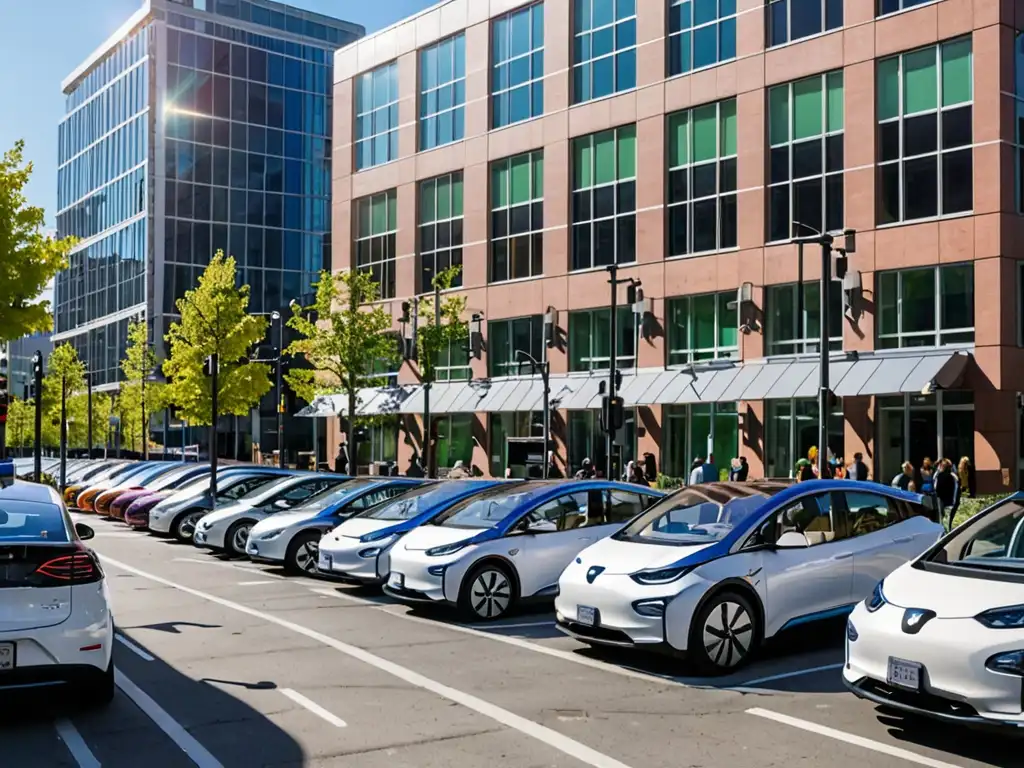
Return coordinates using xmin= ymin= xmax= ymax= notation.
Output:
xmin=0 ymin=0 xmax=434 ymax=226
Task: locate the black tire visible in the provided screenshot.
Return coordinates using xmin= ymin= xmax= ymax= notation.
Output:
xmin=687 ymin=590 xmax=760 ymax=676
xmin=79 ymin=657 xmax=115 ymax=709
xmin=458 ymin=561 xmax=517 ymax=622
xmin=285 ymin=531 xmax=322 ymax=575
xmin=171 ymin=509 xmax=207 ymax=543
xmin=225 ymin=519 xmax=255 ymax=558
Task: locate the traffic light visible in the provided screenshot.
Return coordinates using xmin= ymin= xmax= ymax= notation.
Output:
xmin=601 ymin=395 xmax=624 ymax=433
xmin=614 ymin=368 xmax=623 ymax=391
xmin=400 ymin=301 xmax=411 ymax=324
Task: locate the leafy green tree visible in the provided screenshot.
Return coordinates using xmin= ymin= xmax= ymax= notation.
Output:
xmin=6 ymin=397 xmax=32 ymax=449
xmin=0 ymin=141 xmax=75 ymax=341
xmin=41 ymin=344 xmax=86 ymax=451
xmin=163 ymin=251 xmax=272 ymax=426
xmin=117 ymin=320 xmax=166 ymax=451
xmin=284 ymin=269 xmax=399 ymax=452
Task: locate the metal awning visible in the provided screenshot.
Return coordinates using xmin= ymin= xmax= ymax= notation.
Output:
xmin=295 ymin=386 xmax=417 ymax=418
xmin=559 ymin=376 xmax=604 ymax=410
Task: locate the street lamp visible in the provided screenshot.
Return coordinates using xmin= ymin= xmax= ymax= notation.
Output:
xmin=515 ymin=350 xmax=550 ymax=479
xmin=31 ymin=351 xmax=42 ymax=483
xmin=254 ymin=310 xmax=285 ymax=468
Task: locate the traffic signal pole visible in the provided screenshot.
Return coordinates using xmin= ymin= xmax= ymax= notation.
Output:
xmin=32 ymin=352 xmax=42 ymax=483
xmin=606 ymin=265 xmax=618 ymax=480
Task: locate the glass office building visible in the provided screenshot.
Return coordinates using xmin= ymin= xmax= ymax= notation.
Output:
xmin=54 ymin=0 xmax=362 ymax=457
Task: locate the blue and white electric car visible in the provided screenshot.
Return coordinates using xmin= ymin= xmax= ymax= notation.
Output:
xmin=556 ymin=480 xmax=944 ymax=674
xmin=385 ymin=481 xmax=664 ymax=621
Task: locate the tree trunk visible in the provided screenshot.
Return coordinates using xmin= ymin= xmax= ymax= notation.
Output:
xmin=346 ymin=387 xmax=356 ymax=475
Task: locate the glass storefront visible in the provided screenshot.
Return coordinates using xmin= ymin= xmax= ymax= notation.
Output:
xmin=662 ymin=403 xmax=738 ymax=480
xmin=766 ymin=398 xmax=844 ymax=478
xmin=567 ymin=409 xmax=635 ymax=477
xmin=877 ymin=392 xmax=973 ymax=482
xmin=434 ymin=414 xmax=474 ymax=471
xmin=489 ymin=411 xmax=544 ymax=477
xmin=354 ymin=417 xmax=398 ymax=470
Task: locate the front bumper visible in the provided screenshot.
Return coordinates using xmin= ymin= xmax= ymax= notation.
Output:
xmin=246 ymin=536 xmax=288 ymax=563
xmin=383 ymin=557 xmax=450 ymax=605
xmin=318 ymin=539 xmax=392 ymax=584
xmin=193 ymin=525 xmax=226 ymax=550
xmin=844 ymin=602 xmax=1024 ymax=727
xmin=553 ymin=568 xmax=672 ymax=648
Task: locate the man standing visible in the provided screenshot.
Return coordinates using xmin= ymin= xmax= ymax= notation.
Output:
xmin=688 ymin=458 xmax=704 ymax=485
xmin=335 ymin=441 xmax=349 ymax=475
xmin=934 ymin=459 xmax=957 ymax=529
xmin=847 ymin=452 xmax=869 ymax=481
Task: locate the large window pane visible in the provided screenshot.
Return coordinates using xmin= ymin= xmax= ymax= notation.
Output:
xmin=574 ymin=0 xmax=637 ymax=104
xmin=572 ymin=126 xmax=637 ymax=270
xmin=877 ymin=264 xmax=974 ymax=347
xmin=569 ymin=307 xmax=635 ymax=370
xmin=420 ymin=34 xmax=466 ymax=150
xmin=492 ymin=3 xmax=544 ymax=128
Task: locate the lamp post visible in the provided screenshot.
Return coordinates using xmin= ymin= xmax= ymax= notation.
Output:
xmin=604 ymin=266 xmax=640 ymax=480
xmin=516 ymin=350 xmax=550 ymax=479
xmin=59 ymin=374 xmax=67 ymax=491
xmin=32 ymin=351 xmax=42 ymax=483
xmin=254 ymin=310 xmax=285 ymax=467
xmin=86 ymin=368 xmax=93 ymax=460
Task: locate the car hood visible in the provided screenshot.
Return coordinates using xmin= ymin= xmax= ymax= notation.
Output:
xmin=573 ymin=537 xmax=720 ymax=575
xmin=251 ymin=509 xmax=320 ymax=535
xmin=114 ymin=488 xmax=150 ymax=502
xmin=333 ymin=518 xmax=398 ymax=540
xmin=884 ymin=561 xmax=1024 ymax=619
xmin=400 ymin=525 xmax=483 ymax=551
xmin=198 ymin=501 xmax=253 ymax=525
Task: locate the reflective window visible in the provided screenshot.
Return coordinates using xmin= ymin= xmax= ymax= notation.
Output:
xmin=877 ymin=264 xmax=974 ymax=348
xmin=668 ymin=0 xmax=736 ymax=76
xmin=488 ymin=316 xmax=544 ymax=377
xmin=491 ymin=151 xmax=543 ymax=283
xmin=765 ymin=398 xmax=844 ymax=479
xmin=572 ymin=125 xmax=636 ymax=270
xmin=667 ymin=100 xmax=737 ymax=256
xmin=492 ymin=2 xmax=544 ymax=127
xmin=878 ymin=0 xmax=934 ymax=15
xmin=666 ymin=293 xmax=738 ymax=365
xmin=573 ymin=0 xmax=637 ymax=104
xmin=662 ymin=403 xmax=738 ymax=478
xmin=569 ymin=307 xmax=635 ymax=371
xmin=434 ymin=414 xmax=474 ymax=469
xmin=355 ymin=62 xmax=399 ymax=170
xmin=765 ymin=281 xmax=843 ymax=355
xmin=420 ymin=34 xmax=466 ymax=151
xmin=768 ymin=0 xmax=842 ymax=48
xmin=877 ymin=38 xmax=973 ymax=224
xmin=434 ymin=336 xmax=471 ymax=382
xmin=355 ymin=190 xmax=398 ymax=299
xmin=1014 ymin=33 xmax=1024 ymax=213
xmin=418 ymin=172 xmax=464 ymax=292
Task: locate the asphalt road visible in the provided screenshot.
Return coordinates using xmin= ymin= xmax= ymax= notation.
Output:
xmin=2 ymin=515 xmax=1020 ymax=768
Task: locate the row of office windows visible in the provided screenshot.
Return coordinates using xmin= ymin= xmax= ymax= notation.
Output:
xmin=162 ymin=215 xmax=327 ymax=272
xmin=57 ymin=112 xmax=148 ymax=213
xmin=59 ymin=60 xmax=148 ymax=167
xmin=166 ymin=140 xmax=329 ymax=197
xmin=65 ymin=25 xmax=150 ymax=111
xmin=352 ymin=39 xmax=974 ymax=297
xmin=188 ymin=0 xmax=358 ymax=48
xmin=161 ymin=258 xmax=311 ymax=317
xmin=419 ymin=263 xmax=975 ymax=384
xmin=353 ymin=0 xmax=951 ymax=171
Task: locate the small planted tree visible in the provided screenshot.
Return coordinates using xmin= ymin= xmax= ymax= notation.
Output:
xmin=118 ymin=320 xmax=165 ymax=454
xmin=285 ymin=269 xmax=399 ymax=454
xmin=163 ymin=251 xmax=272 ymax=428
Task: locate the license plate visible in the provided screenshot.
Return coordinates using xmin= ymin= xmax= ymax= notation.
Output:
xmin=0 ymin=642 xmax=14 ymax=671
xmin=318 ymin=552 xmax=331 ymax=570
xmin=887 ymin=657 xmax=922 ymax=691
xmin=389 ymin=572 xmax=404 ymax=588
xmin=577 ymin=605 xmax=597 ymax=627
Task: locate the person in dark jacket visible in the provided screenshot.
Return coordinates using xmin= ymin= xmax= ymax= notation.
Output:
xmin=729 ymin=457 xmax=749 ymax=482
xmin=847 ymin=452 xmax=869 ymax=481
xmin=892 ymin=461 xmax=913 ymax=491
xmin=630 ymin=463 xmax=650 ymax=486
xmin=334 ymin=442 xmax=349 ymax=475
xmin=934 ymin=458 xmax=957 ymax=528
xmin=642 ymin=452 xmax=658 ymax=482
xmin=796 ymin=459 xmax=815 ymax=482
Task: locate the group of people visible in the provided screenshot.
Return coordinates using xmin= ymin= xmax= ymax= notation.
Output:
xmin=891 ymin=456 xmax=976 ymax=527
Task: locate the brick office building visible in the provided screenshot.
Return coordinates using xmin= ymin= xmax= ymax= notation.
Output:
xmin=328 ymin=0 xmax=1024 ymax=492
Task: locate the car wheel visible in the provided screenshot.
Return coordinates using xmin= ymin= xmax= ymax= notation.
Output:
xmin=459 ymin=562 xmax=516 ymax=622
xmin=688 ymin=590 xmax=760 ymax=676
xmin=172 ymin=510 xmax=206 ymax=543
xmin=286 ymin=531 xmax=322 ymax=575
xmin=225 ymin=520 xmax=254 ymax=558
xmin=79 ymin=657 xmax=115 ymax=708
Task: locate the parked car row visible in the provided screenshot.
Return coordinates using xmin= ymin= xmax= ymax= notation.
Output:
xmin=21 ymin=457 xmax=1024 ymax=730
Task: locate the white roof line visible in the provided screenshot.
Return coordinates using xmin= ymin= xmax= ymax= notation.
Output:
xmin=62 ymin=1 xmax=153 ymax=93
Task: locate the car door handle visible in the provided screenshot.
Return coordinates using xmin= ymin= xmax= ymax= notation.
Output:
xmin=893 ymin=536 xmax=913 ymax=544
xmin=833 ymin=552 xmax=854 ymax=560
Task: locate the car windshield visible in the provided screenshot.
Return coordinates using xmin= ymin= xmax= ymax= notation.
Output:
xmin=925 ymin=497 xmax=1024 ymax=573
xmin=614 ymin=484 xmax=787 ymax=545
xmin=117 ymin=465 xmax=173 ymax=487
xmin=146 ymin=467 xmax=200 ymax=491
xmin=0 ymin=501 xmax=69 ymax=543
xmin=433 ymin=483 xmax=549 ymax=529
xmin=292 ymin=479 xmax=377 ymax=513
xmin=240 ymin=477 xmax=303 ymax=503
xmin=362 ymin=483 xmax=477 ymax=521
xmin=167 ymin=470 xmax=209 ymax=490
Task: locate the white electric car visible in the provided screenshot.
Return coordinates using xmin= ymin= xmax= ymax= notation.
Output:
xmin=845 ymin=492 xmax=1024 ymax=728
xmin=193 ymin=474 xmax=349 ymax=556
xmin=317 ymin=480 xmax=507 ymax=584
xmin=0 ymin=483 xmax=114 ymax=707
xmin=245 ymin=477 xmax=426 ymax=573
xmin=556 ymin=480 xmax=944 ymax=674
xmin=385 ymin=481 xmax=663 ymax=621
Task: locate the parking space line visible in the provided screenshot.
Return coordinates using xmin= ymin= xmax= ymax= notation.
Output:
xmin=466 ymin=620 xmax=555 ymax=630
xmin=171 ymin=557 xmax=286 ymax=579
xmin=55 ymin=719 xmax=101 ymax=768
xmin=733 ymin=663 xmax=844 ymax=688
xmin=116 ymin=633 xmax=155 ymax=661
xmin=746 ymin=708 xmax=965 ymax=768
xmin=103 ymin=556 xmax=634 ymax=768
xmin=280 ymin=688 xmax=347 ymax=727
xmin=115 ymin=668 xmax=224 ymax=768
xmin=237 ymin=580 xmax=279 ymax=585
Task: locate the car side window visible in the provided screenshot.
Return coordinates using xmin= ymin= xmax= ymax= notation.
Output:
xmin=843 ymin=492 xmax=899 ymax=537
xmin=775 ymin=493 xmax=842 ymax=546
xmin=523 ymin=491 xmax=589 ymax=533
xmin=346 ymin=486 xmax=405 ymax=513
xmin=604 ymin=490 xmax=645 ymax=525
xmin=219 ymin=478 xmax=260 ymax=501
xmin=280 ymin=479 xmax=333 ymax=506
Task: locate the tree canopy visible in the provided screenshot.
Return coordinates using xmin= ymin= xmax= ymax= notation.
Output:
xmin=415 ymin=265 xmax=468 ymax=385
xmin=118 ymin=320 xmax=166 ymax=450
xmin=163 ymin=251 xmax=272 ymax=425
xmin=0 ymin=141 xmax=75 ymax=341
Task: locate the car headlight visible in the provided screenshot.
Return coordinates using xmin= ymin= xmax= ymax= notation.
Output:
xmin=986 ymin=650 xmax=1024 ymax=676
xmin=846 ymin=619 xmax=859 ymax=642
xmin=631 ymin=598 xmax=667 ymax=617
xmin=866 ymin=580 xmax=886 ymax=612
xmin=629 ymin=565 xmax=692 ymax=585
xmin=358 ymin=547 xmax=382 ymax=558
xmin=360 ymin=529 xmax=398 ymax=544
xmin=425 ymin=541 xmax=468 ymax=557
xmin=255 ymin=529 xmax=283 ymax=541
xmin=975 ymin=605 xmax=1024 ymax=629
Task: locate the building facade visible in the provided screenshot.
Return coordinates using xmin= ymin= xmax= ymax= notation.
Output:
xmin=331 ymin=0 xmax=1020 ymax=491
xmin=55 ymin=0 xmax=362 ymax=457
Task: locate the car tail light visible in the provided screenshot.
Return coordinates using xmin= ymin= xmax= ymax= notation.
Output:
xmin=34 ymin=547 xmax=102 ymax=585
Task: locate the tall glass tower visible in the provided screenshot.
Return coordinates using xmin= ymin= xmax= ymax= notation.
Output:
xmin=54 ymin=0 xmax=362 ymax=457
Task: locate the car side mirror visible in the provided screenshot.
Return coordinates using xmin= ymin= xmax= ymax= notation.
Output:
xmin=75 ymin=522 xmax=95 ymax=541
xmin=776 ymin=531 xmax=810 ymax=548
xmin=273 ymin=499 xmax=291 ymax=510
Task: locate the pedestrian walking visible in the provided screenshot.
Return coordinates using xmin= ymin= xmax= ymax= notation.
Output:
xmin=546 ymin=451 xmax=562 ymax=479
xmin=575 ymin=457 xmax=595 ymax=479
xmin=796 ymin=458 xmax=815 ymax=482
xmin=688 ymin=457 xmax=705 ymax=485
xmin=642 ymin=452 xmax=658 ymax=482
xmin=934 ymin=458 xmax=957 ymax=528
xmin=334 ymin=442 xmax=349 ymax=475
xmin=630 ymin=463 xmax=650 ymax=486
xmin=957 ymin=456 xmax=976 ymax=499
xmin=729 ymin=456 xmax=749 ymax=481
xmin=700 ymin=456 xmax=718 ymax=483
xmin=847 ymin=452 xmax=869 ymax=481
xmin=892 ymin=461 xmax=913 ymax=491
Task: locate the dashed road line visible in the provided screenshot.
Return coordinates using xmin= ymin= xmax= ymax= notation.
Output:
xmin=280 ymin=688 xmax=347 ymax=727
xmin=55 ymin=719 xmax=101 ymax=768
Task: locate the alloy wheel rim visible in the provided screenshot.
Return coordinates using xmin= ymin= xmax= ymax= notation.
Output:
xmin=470 ymin=570 xmax=510 ymax=618
xmin=180 ymin=512 xmax=204 ymax=538
xmin=702 ymin=601 xmax=753 ymax=668
xmin=233 ymin=525 xmax=251 ymax=553
xmin=295 ymin=541 xmax=318 ymax=572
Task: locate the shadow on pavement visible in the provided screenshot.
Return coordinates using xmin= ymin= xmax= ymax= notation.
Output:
xmin=876 ymin=708 xmax=1024 ymax=761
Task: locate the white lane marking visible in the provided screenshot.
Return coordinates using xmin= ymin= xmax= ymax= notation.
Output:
xmin=736 ymin=663 xmax=844 ymax=688
xmin=237 ymin=580 xmax=280 ymax=585
xmin=280 ymin=688 xmax=348 ymax=727
xmin=467 ymin=620 xmax=555 ymax=630
xmin=115 ymin=669 xmax=224 ymax=768
xmin=116 ymin=633 xmax=155 ymax=661
xmin=55 ymin=719 xmax=101 ymax=768
xmin=746 ymin=708 xmax=966 ymax=768
xmin=103 ymin=556 xmax=632 ymax=768
xmin=308 ymin=586 xmax=389 ymax=605
xmin=171 ymin=557 xmax=285 ymax=579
